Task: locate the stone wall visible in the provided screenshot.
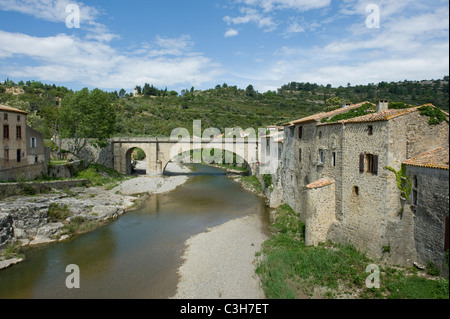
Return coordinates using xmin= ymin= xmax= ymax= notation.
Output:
xmin=407 ymin=165 xmax=449 ymax=276
xmin=0 ymin=162 xmax=47 ymax=182
xmin=48 ymin=160 xmax=87 ymax=179
xmin=305 ymin=181 xmax=336 ymax=246
xmin=60 ymin=139 xmax=114 ymax=169
xmin=327 ymin=121 xmax=392 ymax=259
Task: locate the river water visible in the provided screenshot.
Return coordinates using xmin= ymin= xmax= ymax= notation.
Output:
xmin=0 ymin=164 xmax=270 ymax=299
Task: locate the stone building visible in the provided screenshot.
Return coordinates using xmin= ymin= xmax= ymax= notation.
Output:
xmin=403 ymin=147 xmax=449 ymax=275
xmin=0 ymin=104 xmax=47 ymax=181
xmin=278 ymin=101 xmax=449 ymax=269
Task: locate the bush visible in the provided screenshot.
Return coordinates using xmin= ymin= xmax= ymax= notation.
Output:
xmin=48 ymin=204 xmax=72 ymax=222
xmin=62 ymin=217 xmax=99 ymax=236
xmin=262 ymin=174 xmax=273 ymax=188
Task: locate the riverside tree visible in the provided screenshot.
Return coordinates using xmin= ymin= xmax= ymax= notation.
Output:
xmin=59 ymin=88 xmax=117 ymax=157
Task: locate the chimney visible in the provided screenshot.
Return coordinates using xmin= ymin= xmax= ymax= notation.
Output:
xmin=377 ymin=100 xmax=388 ymax=113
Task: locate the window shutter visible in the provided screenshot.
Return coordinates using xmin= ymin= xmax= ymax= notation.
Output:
xmin=359 ymin=154 xmax=364 ymax=173
xmin=373 ymin=155 xmax=379 ymax=175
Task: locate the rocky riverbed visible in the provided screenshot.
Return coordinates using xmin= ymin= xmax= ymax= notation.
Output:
xmin=0 ymin=162 xmax=190 ymax=270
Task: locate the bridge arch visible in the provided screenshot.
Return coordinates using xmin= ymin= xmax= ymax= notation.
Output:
xmin=113 ymin=137 xmax=260 ymax=176
xmin=162 ymin=147 xmax=253 ymax=176
xmin=125 ymin=147 xmax=147 ymax=175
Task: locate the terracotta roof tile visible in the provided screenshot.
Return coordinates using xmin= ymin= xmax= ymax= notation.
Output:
xmin=283 ymin=101 xmax=373 ymax=126
xmin=403 ymin=147 xmax=449 ymax=170
xmin=0 ymin=104 xmax=28 ymax=115
xmin=306 ymin=178 xmax=334 ymax=189
xmin=336 ymin=106 xmax=422 ymax=124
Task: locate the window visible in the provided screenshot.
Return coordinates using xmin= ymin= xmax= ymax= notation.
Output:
xmin=368 ymin=125 xmax=373 ymax=136
xmin=360 ymin=153 xmax=378 ymax=175
xmin=30 ymin=137 xmax=37 ymax=148
xmin=4 ymin=150 xmax=9 ymax=162
xmin=318 ymin=149 xmax=325 ymax=165
xmin=17 ymin=115 xmax=21 ymax=122
xmin=354 ymin=186 xmax=359 ymax=196
xmin=445 ymin=217 xmax=449 ymax=252
xmin=298 ymin=126 xmax=303 ymax=139
xmin=16 ymin=126 xmax=22 ymax=139
xmin=332 ymin=152 xmax=336 ymax=167
xmin=412 ymin=176 xmax=418 ymax=206
xmin=318 ymin=131 xmax=322 ymax=139
xmin=290 ymin=127 xmax=295 ymax=138
xmin=16 ymin=149 xmax=21 ymax=163
xmin=299 ymin=149 xmax=302 ymax=162
xmin=3 ymin=113 xmax=7 ymax=120
xmin=35 ymin=155 xmax=39 ymax=163
xmin=3 ymin=125 xmax=9 ymax=139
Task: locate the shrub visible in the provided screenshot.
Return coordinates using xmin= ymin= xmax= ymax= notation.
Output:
xmin=262 ymin=174 xmax=273 ymax=188
xmin=48 ymin=204 xmax=72 ymax=222
xmin=419 ymin=105 xmax=449 ymax=125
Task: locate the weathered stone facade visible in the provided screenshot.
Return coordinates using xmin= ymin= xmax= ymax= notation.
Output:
xmin=404 ymin=148 xmax=449 ymax=276
xmin=278 ymin=102 xmax=449 ymax=267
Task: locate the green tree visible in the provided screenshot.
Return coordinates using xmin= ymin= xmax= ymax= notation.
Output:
xmin=59 ymin=88 xmax=116 ymax=156
xmin=323 ymin=96 xmax=344 ymax=111
xmin=246 ymin=84 xmax=256 ymax=97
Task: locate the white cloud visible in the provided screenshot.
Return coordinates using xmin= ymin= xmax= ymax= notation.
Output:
xmin=224 ymin=28 xmax=239 ymax=37
xmin=262 ymin=2 xmax=449 ymax=89
xmin=0 ymin=0 xmax=117 ymax=42
xmin=236 ymin=0 xmax=331 ymax=12
xmin=223 ymin=7 xmax=277 ymax=31
xmin=0 ymin=30 xmax=223 ymax=90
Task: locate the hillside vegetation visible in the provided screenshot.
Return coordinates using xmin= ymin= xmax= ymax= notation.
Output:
xmin=1 ymin=77 xmax=448 ymax=139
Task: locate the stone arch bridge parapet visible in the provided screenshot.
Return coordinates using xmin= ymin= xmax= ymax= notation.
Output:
xmin=112 ymin=137 xmax=268 ymax=176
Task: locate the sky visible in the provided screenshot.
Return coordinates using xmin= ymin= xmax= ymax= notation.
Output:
xmin=0 ymin=0 xmax=448 ymax=94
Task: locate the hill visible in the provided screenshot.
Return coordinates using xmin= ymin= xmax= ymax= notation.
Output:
xmin=0 ymin=77 xmax=448 ymax=138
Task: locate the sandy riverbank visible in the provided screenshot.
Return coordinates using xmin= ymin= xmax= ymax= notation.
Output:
xmin=172 ymin=213 xmax=268 ymax=299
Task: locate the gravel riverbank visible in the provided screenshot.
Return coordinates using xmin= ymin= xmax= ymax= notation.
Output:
xmin=172 ymin=214 xmax=267 ymax=299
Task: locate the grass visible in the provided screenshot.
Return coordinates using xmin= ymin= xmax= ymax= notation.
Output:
xmin=76 ymin=164 xmax=131 ymax=187
xmin=48 ymin=203 xmax=73 ymax=222
xmin=50 ymin=160 xmax=69 ymax=165
xmin=0 ymin=242 xmax=24 ymax=260
xmin=256 ymin=204 xmax=449 ymax=299
xmin=239 ymin=175 xmax=263 ymax=195
xmin=60 ymin=217 xmax=100 ymax=237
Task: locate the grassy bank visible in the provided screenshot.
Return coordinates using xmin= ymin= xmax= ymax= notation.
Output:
xmin=256 ymin=204 xmax=449 ymax=299
xmin=76 ymin=164 xmax=133 ymax=190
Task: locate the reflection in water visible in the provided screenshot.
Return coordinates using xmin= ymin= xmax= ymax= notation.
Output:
xmin=0 ymin=164 xmax=269 ymax=299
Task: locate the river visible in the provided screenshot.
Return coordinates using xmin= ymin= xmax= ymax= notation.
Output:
xmin=0 ymin=164 xmax=270 ymax=299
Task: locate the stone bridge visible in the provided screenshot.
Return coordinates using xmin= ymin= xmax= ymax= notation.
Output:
xmin=112 ymin=137 xmax=267 ymax=176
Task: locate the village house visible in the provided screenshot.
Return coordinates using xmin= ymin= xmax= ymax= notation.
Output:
xmin=0 ymin=104 xmax=47 ymax=181
xmin=277 ymin=100 xmax=449 ymax=272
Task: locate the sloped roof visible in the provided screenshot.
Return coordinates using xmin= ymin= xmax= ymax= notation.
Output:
xmin=306 ymin=178 xmax=335 ymax=189
xmin=0 ymin=104 xmax=28 ymax=115
xmin=403 ymin=147 xmax=449 ymax=170
xmin=319 ymin=103 xmax=449 ymax=125
xmin=282 ymin=101 xmax=373 ymax=126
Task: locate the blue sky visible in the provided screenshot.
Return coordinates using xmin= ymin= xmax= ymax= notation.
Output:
xmin=0 ymin=0 xmax=448 ymax=93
